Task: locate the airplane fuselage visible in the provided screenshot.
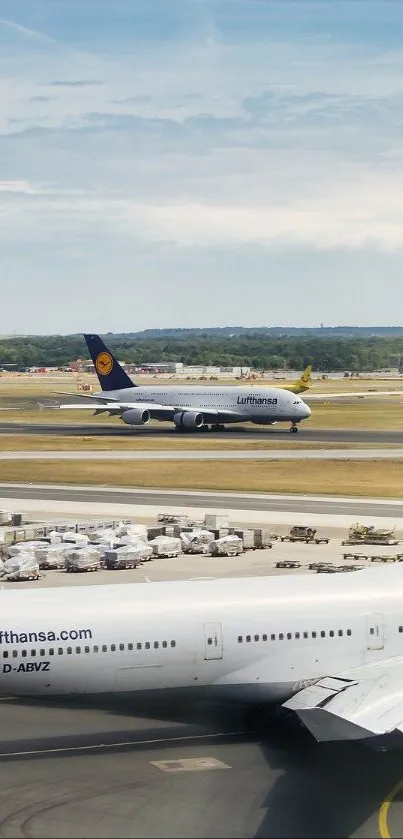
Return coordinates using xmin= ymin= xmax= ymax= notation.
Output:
xmin=0 ymin=569 xmax=397 ymax=702
xmin=100 ymin=384 xmax=311 ymax=426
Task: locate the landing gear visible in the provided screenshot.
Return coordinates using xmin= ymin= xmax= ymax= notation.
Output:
xmin=290 ymin=423 xmax=299 ymax=433
xmin=212 ymin=423 xmax=226 ymax=432
xmin=201 ymin=424 xmax=210 ymax=432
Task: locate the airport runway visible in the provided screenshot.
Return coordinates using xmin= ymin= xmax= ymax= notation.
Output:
xmin=1 ymin=484 xmax=403 ymax=518
xmin=1 ymin=448 xmax=403 ymax=461
xmin=0 ymin=693 xmax=399 ymax=838
xmin=0 ymin=421 xmax=402 ymax=445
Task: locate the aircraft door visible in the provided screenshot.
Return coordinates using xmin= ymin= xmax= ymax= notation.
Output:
xmin=204 ymin=622 xmax=223 ymax=660
xmin=366 ymin=614 xmax=384 ymax=650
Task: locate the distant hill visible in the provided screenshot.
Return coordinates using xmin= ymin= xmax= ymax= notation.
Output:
xmin=111 ymin=326 xmax=403 ymax=339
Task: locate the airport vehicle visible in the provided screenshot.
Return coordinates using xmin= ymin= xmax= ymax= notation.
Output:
xmin=3 ymin=565 xmax=403 ymax=744
xmin=54 ymin=335 xmax=403 ymax=432
xmin=56 ymin=334 xmax=311 ymax=432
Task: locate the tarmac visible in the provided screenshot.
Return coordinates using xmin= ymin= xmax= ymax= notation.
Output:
xmin=1 ymin=447 xmax=403 ymax=460
xmin=1 ymin=485 xmax=403 ymax=527
xmin=1 ymin=421 xmax=403 ymax=445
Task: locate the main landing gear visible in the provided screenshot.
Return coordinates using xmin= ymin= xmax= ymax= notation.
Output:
xmin=289 ymin=423 xmax=299 ymax=433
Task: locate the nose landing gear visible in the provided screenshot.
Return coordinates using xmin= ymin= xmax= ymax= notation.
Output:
xmin=290 ymin=423 xmax=299 ymax=433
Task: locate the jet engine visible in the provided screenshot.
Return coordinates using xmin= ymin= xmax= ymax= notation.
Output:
xmin=121 ymin=408 xmax=151 ymax=425
xmin=173 ymin=411 xmax=204 ymax=429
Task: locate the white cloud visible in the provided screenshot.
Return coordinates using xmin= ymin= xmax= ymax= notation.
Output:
xmin=2 ymin=0 xmax=403 ymax=330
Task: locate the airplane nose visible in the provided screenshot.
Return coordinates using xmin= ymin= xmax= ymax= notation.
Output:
xmin=300 ymin=401 xmax=311 ymax=419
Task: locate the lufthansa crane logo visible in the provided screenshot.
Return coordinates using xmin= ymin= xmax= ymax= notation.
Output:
xmin=95 ymin=351 xmax=113 ymax=376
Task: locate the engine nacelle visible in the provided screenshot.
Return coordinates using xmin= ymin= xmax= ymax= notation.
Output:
xmin=173 ymin=411 xmax=204 ymax=429
xmin=121 ymin=407 xmax=150 ymax=426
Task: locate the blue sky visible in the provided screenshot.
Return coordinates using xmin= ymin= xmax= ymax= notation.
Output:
xmin=2 ymin=0 xmax=403 ymax=333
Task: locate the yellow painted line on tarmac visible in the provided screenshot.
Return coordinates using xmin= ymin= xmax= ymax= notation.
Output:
xmin=379 ymin=779 xmax=403 ymax=838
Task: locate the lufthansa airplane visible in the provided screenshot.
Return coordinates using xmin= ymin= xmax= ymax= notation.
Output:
xmin=56 ymin=334 xmax=312 ymax=432
xmin=2 ymin=565 xmax=403 ymax=744
xmin=55 ymin=335 xmax=403 ymax=433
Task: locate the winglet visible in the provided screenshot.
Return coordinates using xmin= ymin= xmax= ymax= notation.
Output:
xmin=284 ymin=365 xmax=312 ymax=394
xmin=84 ymin=334 xmax=136 ymax=391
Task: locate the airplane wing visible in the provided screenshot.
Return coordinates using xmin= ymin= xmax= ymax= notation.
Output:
xmin=50 ymin=401 xmax=245 ymax=422
xmin=303 ymin=390 xmax=403 ymax=401
xmin=283 ymin=658 xmax=403 ymax=741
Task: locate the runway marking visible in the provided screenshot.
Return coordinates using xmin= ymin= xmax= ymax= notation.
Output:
xmin=150 ymin=757 xmax=231 ymax=772
xmin=0 ymin=729 xmax=245 ymax=758
xmin=379 ymin=778 xmax=403 ymax=838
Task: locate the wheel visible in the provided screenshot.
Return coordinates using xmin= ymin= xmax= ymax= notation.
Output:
xmin=201 ymin=424 xmax=209 ymax=432
xmin=290 ymin=425 xmax=298 ymax=433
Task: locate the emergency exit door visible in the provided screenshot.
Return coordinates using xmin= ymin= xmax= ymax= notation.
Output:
xmin=366 ymin=614 xmax=384 ymax=650
xmin=204 ymin=622 xmax=223 ymax=660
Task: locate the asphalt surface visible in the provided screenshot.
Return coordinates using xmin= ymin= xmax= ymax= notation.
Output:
xmin=1 ymin=484 xmax=403 ymax=518
xmin=1 ymin=448 xmax=403 ymax=461
xmin=0 ymin=422 xmax=402 ymax=444
xmin=0 ymin=693 xmax=399 ymax=838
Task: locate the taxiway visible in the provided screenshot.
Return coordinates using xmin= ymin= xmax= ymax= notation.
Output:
xmin=0 ymin=422 xmax=402 ymax=445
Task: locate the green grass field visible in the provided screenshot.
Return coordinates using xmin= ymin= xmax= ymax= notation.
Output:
xmin=0 ymin=458 xmax=402 ymax=497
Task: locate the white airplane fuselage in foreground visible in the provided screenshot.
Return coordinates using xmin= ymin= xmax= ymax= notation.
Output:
xmin=3 ymin=568 xmax=403 ymax=743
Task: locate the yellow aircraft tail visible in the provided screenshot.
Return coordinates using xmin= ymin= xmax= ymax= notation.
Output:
xmin=284 ymin=365 xmax=312 ymax=394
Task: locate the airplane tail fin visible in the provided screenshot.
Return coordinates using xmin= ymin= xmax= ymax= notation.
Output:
xmin=285 ymin=365 xmax=312 ymax=394
xmin=84 ymin=334 xmax=136 ymax=391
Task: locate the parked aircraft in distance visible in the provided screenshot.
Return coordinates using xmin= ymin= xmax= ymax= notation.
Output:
xmin=54 ymin=335 xmax=403 ymax=432
xmin=2 ymin=566 xmax=403 ymax=744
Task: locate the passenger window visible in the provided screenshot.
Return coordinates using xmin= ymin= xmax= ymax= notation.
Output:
xmin=399 ymin=627 xmax=403 ymax=634
xmin=154 ymin=641 xmax=159 ymax=649
xmin=246 ymin=635 xmax=251 ymax=642
xmin=171 ymin=640 xmax=176 ymax=647
xmin=295 ymin=632 xmax=300 ymax=640
xmin=85 ymin=646 xmax=90 ymax=654
xmin=145 ymin=642 xmax=150 ymax=650
xmin=303 ymin=632 xmax=308 ymax=639
xmin=347 ymin=629 xmax=352 ymax=636
xmin=40 ymin=649 xmax=46 ymax=656
xmin=271 ymin=634 xmax=275 ymax=641
xmin=22 ymin=649 xmax=27 ymax=657
xmin=49 ymin=648 xmax=54 ymax=656
xmin=238 ymin=636 xmax=242 ymax=643
xmin=370 ymin=628 xmax=374 ymax=635
xmin=320 ymin=631 xmax=325 ymax=638
xmin=102 ymin=644 xmax=107 ymax=652
xmin=111 ymin=644 xmax=116 ymax=652
xmin=262 ymin=634 xmax=267 ymax=641
xmin=93 ymin=645 xmax=99 ymax=653
xmin=12 ymin=650 xmax=18 ymax=658
xmin=287 ymin=633 xmax=292 ymax=640
xmin=137 ymin=642 xmax=142 ymax=650
xmin=76 ymin=646 xmax=81 ymax=654
xmin=312 ymin=632 xmax=317 ymax=639
xmin=67 ymin=647 xmax=72 ymax=654
xmin=254 ymin=634 xmax=259 ymax=642
xmin=279 ymin=633 xmax=284 ymax=640
xmin=162 ymin=641 xmax=167 ymax=648
xmin=119 ymin=643 xmax=125 ymax=651
xmin=329 ymin=630 xmax=334 ymax=638
xmin=128 ymin=643 xmax=133 ymax=651
xmin=58 ymin=647 xmax=63 ymax=655
xmin=2 ymin=651 xmax=8 ymax=659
